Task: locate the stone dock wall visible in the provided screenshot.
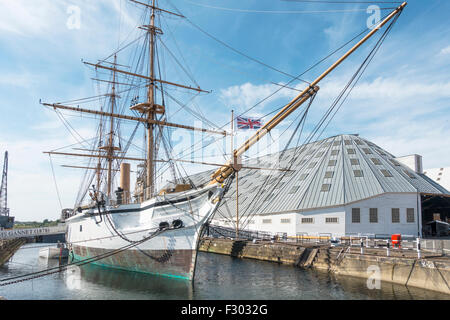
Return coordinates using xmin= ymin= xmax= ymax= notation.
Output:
xmin=0 ymin=238 xmax=26 ymax=267
xmin=199 ymin=238 xmax=450 ymax=295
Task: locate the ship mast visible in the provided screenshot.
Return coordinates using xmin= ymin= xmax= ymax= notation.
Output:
xmin=146 ymin=0 xmax=156 ymax=200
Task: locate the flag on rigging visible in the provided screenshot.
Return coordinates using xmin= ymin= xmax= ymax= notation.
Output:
xmin=236 ymin=116 xmax=263 ymax=130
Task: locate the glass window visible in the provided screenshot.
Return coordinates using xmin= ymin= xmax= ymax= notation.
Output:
xmin=328 ymin=160 xmax=337 ymax=167
xmin=370 ymin=208 xmax=378 ymax=223
xmin=262 ymin=219 xmax=272 ymax=224
xmin=347 ymin=148 xmax=356 ymax=155
xmin=326 ymin=217 xmax=339 ymax=223
xmin=381 ymin=169 xmax=393 ymax=177
xmin=299 ymin=173 xmax=308 ymax=180
xmin=331 ymin=150 xmax=339 ymax=156
xmin=354 ymin=170 xmax=363 ymax=177
xmin=350 ymin=158 xmax=360 ymax=165
xmin=324 ymin=171 xmax=334 ymax=179
xmin=289 ymin=186 xmax=300 ymax=194
xmin=301 ymin=217 xmax=314 ymax=224
xmin=352 ymin=208 xmax=360 ymax=223
xmin=371 ymin=158 xmax=382 ymax=165
xmin=392 ymin=208 xmax=400 ymax=223
xmin=363 ymin=148 xmax=372 ymax=154
xmin=407 ymin=208 xmax=415 ymax=223
xmin=280 ymin=218 xmax=291 ymax=224
xmin=321 ymin=184 xmax=331 ymax=192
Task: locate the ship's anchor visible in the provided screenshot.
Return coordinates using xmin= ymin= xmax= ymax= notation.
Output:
xmin=89 ymin=185 xmax=106 ymax=225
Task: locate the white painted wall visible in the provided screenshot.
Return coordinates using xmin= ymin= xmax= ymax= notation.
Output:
xmin=247 ymin=193 xmax=421 ymax=238
xmin=345 ymin=193 xmax=421 ymax=237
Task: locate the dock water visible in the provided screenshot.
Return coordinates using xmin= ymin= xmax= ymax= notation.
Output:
xmin=199 ymin=237 xmax=450 ymax=295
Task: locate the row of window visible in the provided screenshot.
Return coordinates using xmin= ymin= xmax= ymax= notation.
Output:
xmin=351 ymin=208 xmax=415 ymax=223
xmin=262 ymin=217 xmax=339 ymax=224
xmin=262 ymin=218 xmax=291 ymax=224
xmin=301 ymin=217 xmax=339 ymax=224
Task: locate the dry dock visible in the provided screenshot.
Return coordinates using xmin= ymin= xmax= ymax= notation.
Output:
xmin=199 ymin=237 xmax=450 ymax=295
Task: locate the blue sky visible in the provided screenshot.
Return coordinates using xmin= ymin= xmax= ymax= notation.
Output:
xmin=0 ymin=0 xmax=449 ymax=221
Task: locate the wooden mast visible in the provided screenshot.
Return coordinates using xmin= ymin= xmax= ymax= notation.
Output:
xmin=107 ymin=55 xmax=118 ymax=197
xmin=146 ymin=0 xmax=156 ymax=200
xmin=210 ymin=1 xmax=407 ymax=184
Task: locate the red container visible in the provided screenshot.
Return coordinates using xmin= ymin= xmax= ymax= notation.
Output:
xmin=391 ymin=234 xmax=401 ymax=246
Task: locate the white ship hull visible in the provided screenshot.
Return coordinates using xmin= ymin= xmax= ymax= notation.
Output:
xmin=66 ymin=184 xmax=223 ymax=280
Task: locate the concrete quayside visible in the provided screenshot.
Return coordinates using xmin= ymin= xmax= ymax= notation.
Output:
xmin=199 ymin=237 xmax=450 ymax=295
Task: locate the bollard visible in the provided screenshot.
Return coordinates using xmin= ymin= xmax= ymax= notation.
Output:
xmin=416 ymin=237 xmax=421 ymax=259
xmin=386 ymin=240 xmax=390 ymax=257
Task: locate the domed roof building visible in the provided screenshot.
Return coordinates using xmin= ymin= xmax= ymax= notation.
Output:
xmin=190 ymin=134 xmax=450 ymax=238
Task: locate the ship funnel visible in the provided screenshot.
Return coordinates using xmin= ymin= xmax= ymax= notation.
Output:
xmin=120 ymin=163 xmax=131 ymax=203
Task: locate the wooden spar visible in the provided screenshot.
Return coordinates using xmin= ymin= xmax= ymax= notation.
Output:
xmin=62 ymin=165 xmax=121 ymax=172
xmin=105 ymin=54 xmax=117 ymax=197
xmin=44 ymin=151 xmax=145 ymax=162
xmin=50 ymin=151 xmax=289 ymax=171
xmin=41 ymin=103 xmax=227 ymax=136
xmin=210 ymin=2 xmax=407 ymax=184
xmin=129 ymin=0 xmax=185 ymax=18
xmin=83 ymin=62 xmax=210 ymax=94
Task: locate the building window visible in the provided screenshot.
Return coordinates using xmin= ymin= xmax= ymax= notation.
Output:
xmin=248 ymin=220 xmax=255 ymax=224
xmin=404 ymin=170 xmax=417 ymax=179
xmin=262 ymin=219 xmax=272 ymax=224
xmin=321 ymin=184 xmax=331 ymax=192
xmin=369 ymin=208 xmax=378 ymax=223
xmin=390 ymin=159 xmax=401 ymax=166
xmin=301 ymin=217 xmax=314 ymax=224
xmin=355 ymin=140 xmax=363 ymax=145
xmin=328 ymin=160 xmax=337 ymax=167
xmin=363 ymin=148 xmax=372 ymax=154
xmin=347 ymin=148 xmax=356 ymax=155
xmin=392 ymin=208 xmax=400 ymax=223
xmin=353 ymin=170 xmax=363 ymax=177
xmin=352 ymin=208 xmax=360 ymax=223
xmin=371 ymin=158 xmax=382 ymax=165
xmin=289 ymin=186 xmax=300 ymax=194
xmin=407 ymin=208 xmax=415 ymax=223
xmin=326 ymin=217 xmax=339 ymax=224
xmin=350 ymin=158 xmax=360 ymax=165
xmin=331 ymin=150 xmax=339 ymax=156
xmin=333 ymin=141 xmax=340 ymax=146
xmin=381 ymin=169 xmax=393 ymax=177
xmin=315 ymin=152 xmax=324 ymax=158
xmin=324 ymin=171 xmax=334 ymax=179
xmin=80 ymin=225 xmax=82 ymax=232
xmin=299 ymin=173 xmax=308 ymax=181
xmin=281 ymin=218 xmax=291 ymax=224
xmin=308 ymin=162 xmax=317 ymax=169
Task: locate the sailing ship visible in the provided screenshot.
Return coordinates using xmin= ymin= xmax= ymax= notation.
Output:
xmin=42 ymin=1 xmax=407 ymax=280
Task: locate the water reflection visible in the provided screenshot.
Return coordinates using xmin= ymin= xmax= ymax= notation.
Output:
xmin=0 ymin=244 xmax=448 ymax=300
xmin=63 ymin=263 xmax=193 ymax=299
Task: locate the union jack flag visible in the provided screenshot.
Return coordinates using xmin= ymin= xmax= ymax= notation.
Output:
xmin=236 ymin=116 xmax=263 ymax=130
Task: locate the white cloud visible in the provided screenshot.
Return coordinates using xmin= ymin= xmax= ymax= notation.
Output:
xmin=439 ymin=45 xmax=450 ymax=56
